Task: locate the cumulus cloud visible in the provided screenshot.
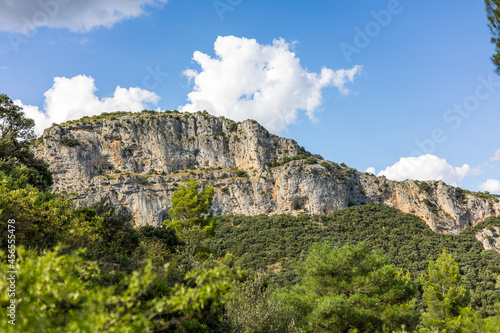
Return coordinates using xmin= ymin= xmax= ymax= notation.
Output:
xmin=15 ymin=75 xmax=160 ymax=135
xmin=479 ymin=179 xmax=500 ymax=193
xmin=377 ymin=154 xmax=480 ymax=186
xmin=181 ymin=36 xmax=361 ymax=133
xmin=0 ymin=0 xmax=167 ymax=33
xmin=365 ymin=167 xmax=376 ymax=175
xmin=491 ymin=149 xmax=500 ymax=161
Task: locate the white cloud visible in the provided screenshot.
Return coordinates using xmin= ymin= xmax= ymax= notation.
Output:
xmin=491 ymin=149 xmax=500 ymax=161
xmin=15 ymin=75 xmax=160 ymax=135
xmin=377 ymin=154 xmax=479 ymax=186
xmin=0 ymin=0 xmax=167 ymax=33
xmin=181 ymin=36 xmax=361 ymax=133
xmin=479 ymin=179 xmax=500 ymax=194
xmin=365 ymin=167 xmax=376 ymax=175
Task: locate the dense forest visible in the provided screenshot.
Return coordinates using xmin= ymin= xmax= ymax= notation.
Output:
xmin=209 ymin=206 xmax=500 ymax=317
xmin=1 ymin=94 xmax=500 ymax=332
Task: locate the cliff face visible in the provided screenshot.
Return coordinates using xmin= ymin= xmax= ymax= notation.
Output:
xmin=476 ymin=227 xmax=500 ymax=253
xmin=34 ymin=111 xmax=500 ymax=234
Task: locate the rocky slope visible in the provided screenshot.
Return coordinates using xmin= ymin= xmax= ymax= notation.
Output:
xmin=34 ymin=110 xmax=500 ymax=234
xmin=476 ymin=227 xmax=500 ymax=253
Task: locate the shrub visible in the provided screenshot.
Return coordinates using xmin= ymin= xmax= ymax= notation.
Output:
xmin=235 ymin=170 xmax=248 ymax=177
xmin=60 ymin=136 xmax=81 ymax=147
xmin=228 ymin=122 xmax=237 ymax=132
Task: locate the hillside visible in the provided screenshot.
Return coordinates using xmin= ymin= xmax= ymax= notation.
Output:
xmin=209 ymin=204 xmax=500 ymax=316
xmin=34 ymin=110 xmax=500 ymax=234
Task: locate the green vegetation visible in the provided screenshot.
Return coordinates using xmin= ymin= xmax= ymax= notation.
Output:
xmin=164 ymin=179 xmax=216 ymax=237
xmin=235 ymin=170 xmax=248 ymax=177
xmin=59 ymin=135 xmax=81 ymax=147
xmin=228 ymin=122 xmax=237 ymax=132
xmin=209 ymin=205 xmax=500 ymax=317
xmin=0 ymin=94 xmax=53 ymax=191
xmin=415 ymin=180 xmax=433 ymax=194
xmin=459 ymin=188 xmax=500 ymax=203
xmin=486 ymin=0 xmax=500 ymax=74
xmin=1 ymin=101 xmax=500 ymax=331
xmin=420 ymin=250 xmax=471 ymax=331
xmin=280 ymin=242 xmax=419 ymax=332
xmin=266 ymin=153 xmax=313 ymax=168
xmin=0 ymin=246 xmax=241 ymax=332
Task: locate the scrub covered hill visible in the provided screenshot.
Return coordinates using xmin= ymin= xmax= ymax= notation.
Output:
xmin=208 ymin=204 xmax=500 ymax=317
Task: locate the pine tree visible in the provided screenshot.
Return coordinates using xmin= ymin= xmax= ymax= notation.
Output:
xmin=165 ymin=179 xmax=215 ymax=236
xmin=282 ymin=242 xmax=419 ymax=332
xmin=421 ymin=250 xmax=471 ymax=332
xmin=486 ymin=0 xmax=500 ymax=74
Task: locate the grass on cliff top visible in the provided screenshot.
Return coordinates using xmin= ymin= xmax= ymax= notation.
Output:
xmin=52 ymin=109 xmax=247 ymax=129
xmin=208 ymin=204 xmax=500 ymax=317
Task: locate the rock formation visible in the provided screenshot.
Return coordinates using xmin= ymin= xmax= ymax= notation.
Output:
xmin=34 ymin=110 xmax=500 ymax=234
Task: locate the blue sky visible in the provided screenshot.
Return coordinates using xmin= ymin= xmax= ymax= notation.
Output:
xmin=0 ymin=0 xmax=499 ymax=193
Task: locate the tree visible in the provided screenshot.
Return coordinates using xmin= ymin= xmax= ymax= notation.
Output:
xmin=0 ymin=93 xmax=52 ymax=191
xmin=0 ymin=246 xmax=241 ymax=332
xmin=165 ymin=179 xmax=215 ymax=236
xmin=225 ymin=272 xmax=302 ymax=333
xmin=0 ymin=181 xmax=102 ymax=252
xmin=421 ymin=250 xmax=471 ymax=332
xmin=281 ymin=242 xmax=419 ymax=332
xmin=486 ymin=0 xmax=500 ymax=74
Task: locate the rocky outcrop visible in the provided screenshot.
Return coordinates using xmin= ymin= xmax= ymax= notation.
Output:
xmin=476 ymin=227 xmax=500 ymax=253
xmin=34 ymin=110 xmax=500 ymax=234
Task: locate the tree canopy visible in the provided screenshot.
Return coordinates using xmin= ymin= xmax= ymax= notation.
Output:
xmin=486 ymin=0 xmax=500 ymax=74
xmin=0 ymin=93 xmax=52 ymax=191
xmin=165 ymin=179 xmax=215 ymax=236
xmin=280 ymin=241 xmax=419 ymax=332
xmin=421 ymin=250 xmax=471 ymax=332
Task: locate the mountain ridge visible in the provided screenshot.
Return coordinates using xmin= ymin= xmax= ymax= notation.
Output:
xmin=34 ymin=110 xmax=500 ymax=235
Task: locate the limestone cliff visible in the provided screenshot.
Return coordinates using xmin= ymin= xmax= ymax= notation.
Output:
xmin=476 ymin=227 xmax=500 ymax=253
xmin=34 ymin=110 xmax=500 ymax=234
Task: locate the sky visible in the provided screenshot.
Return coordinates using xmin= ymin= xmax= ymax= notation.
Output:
xmin=0 ymin=0 xmax=499 ymax=193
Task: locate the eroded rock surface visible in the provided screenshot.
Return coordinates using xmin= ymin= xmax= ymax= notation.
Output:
xmin=35 ymin=111 xmax=500 ymax=234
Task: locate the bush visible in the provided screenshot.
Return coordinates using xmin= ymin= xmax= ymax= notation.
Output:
xmin=235 ymin=170 xmax=248 ymax=177
xmin=228 ymin=122 xmax=237 ymax=132
xmin=59 ymin=136 xmax=81 ymax=147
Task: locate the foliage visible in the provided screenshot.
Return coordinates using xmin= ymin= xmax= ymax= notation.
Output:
xmin=415 ymin=180 xmax=433 ymax=194
xmin=165 ymin=179 xmax=215 ymax=237
xmin=266 ymin=153 xmax=312 ymax=168
xmin=59 ymin=136 xmax=81 ymax=147
xmin=486 ymin=0 xmax=500 ymax=74
xmin=208 ymin=205 xmax=500 ymax=316
xmin=80 ymin=197 xmax=140 ymax=267
xmin=225 ymin=272 xmax=302 ymax=333
xmin=0 ymin=93 xmax=53 ymax=191
xmin=420 ymin=250 xmax=471 ymax=332
xmin=235 ymin=170 xmax=248 ymax=177
xmin=0 ymin=181 xmax=102 ymax=252
xmin=459 ymin=188 xmax=499 ymax=203
xmin=280 ymin=242 xmax=419 ymax=332
xmin=0 ymin=247 xmax=240 ymax=332
xmin=228 ymin=122 xmax=238 ymax=132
